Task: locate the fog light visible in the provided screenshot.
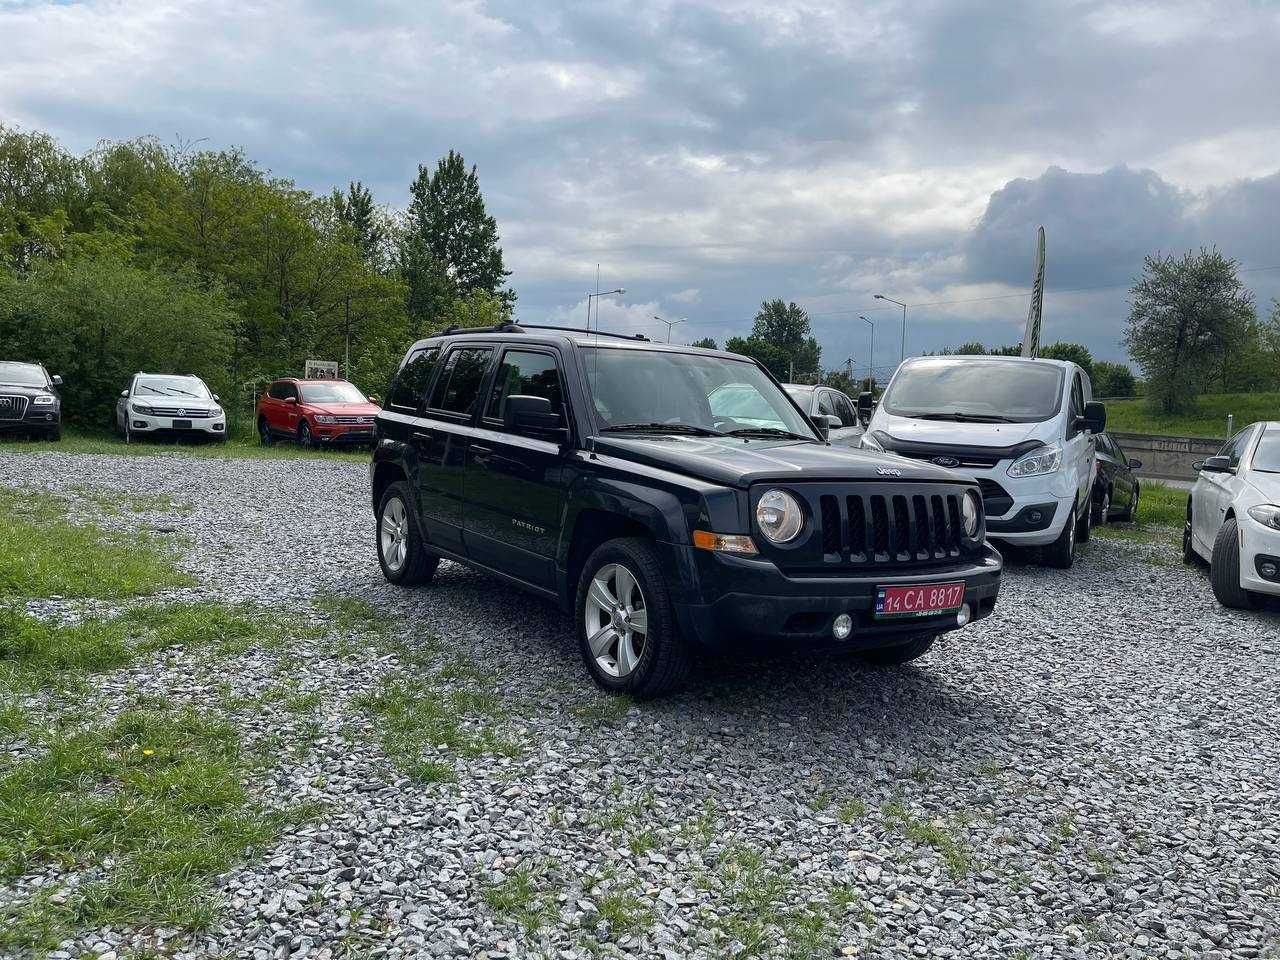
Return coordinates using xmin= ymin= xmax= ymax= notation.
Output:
xmin=1028 ymin=510 xmax=1042 ymax=523
xmin=832 ymin=613 xmax=853 ymax=640
xmin=132 ymin=420 xmax=147 ymax=428
xmin=955 ymin=603 xmax=972 ymax=627
xmin=1261 ymin=561 xmax=1279 ymax=580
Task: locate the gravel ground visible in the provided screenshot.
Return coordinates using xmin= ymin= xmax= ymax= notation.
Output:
xmin=3 ymin=449 xmax=1280 ymax=960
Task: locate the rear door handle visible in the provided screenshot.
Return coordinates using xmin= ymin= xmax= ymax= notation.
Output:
xmin=468 ymin=444 xmax=492 ymax=459
xmin=412 ymin=430 xmax=432 ymax=442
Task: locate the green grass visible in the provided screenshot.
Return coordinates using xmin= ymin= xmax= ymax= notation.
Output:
xmin=0 ymin=708 xmax=301 ymax=953
xmin=882 ymin=802 xmax=972 ymax=880
xmin=482 ymin=866 xmax=557 ymax=934
xmin=1105 ymin=392 xmax=1278 ymax=439
xmin=1092 ymin=479 xmax=1185 ymax=556
xmin=0 ymin=488 xmax=190 ymax=601
xmin=0 ymin=602 xmax=302 ymax=692
xmin=0 ymin=427 xmax=369 ymax=462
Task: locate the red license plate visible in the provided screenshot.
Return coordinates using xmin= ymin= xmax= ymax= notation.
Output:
xmin=874 ymin=581 xmax=965 ymax=619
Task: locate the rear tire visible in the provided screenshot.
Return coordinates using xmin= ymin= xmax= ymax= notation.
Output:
xmin=1043 ymin=505 xmax=1077 ymax=569
xmin=576 ymin=538 xmax=690 ymax=697
xmin=376 ymin=481 xmax=439 ymax=587
xmin=858 ymin=633 xmax=936 ymax=666
xmin=1210 ymin=517 xmax=1264 ymax=610
xmin=1076 ymin=496 xmax=1092 ymax=542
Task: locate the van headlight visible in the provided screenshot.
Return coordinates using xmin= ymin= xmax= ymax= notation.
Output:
xmin=1248 ymin=504 xmax=1280 ymax=531
xmin=962 ymin=489 xmax=982 ymax=538
xmin=1007 ymin=443 xmax=1062 ymax=478
xmin=756 ymin=489 xmax=805 ymax=543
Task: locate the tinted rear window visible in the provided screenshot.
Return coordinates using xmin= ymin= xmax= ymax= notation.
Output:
xmin=429 ymin=347 xmax=492 ymax=415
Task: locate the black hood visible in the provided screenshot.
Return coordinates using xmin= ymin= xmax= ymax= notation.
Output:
xmin=0 ymin=383 xmax=56 ymax=400
xmin=591 ymin=435 xmax=965 ymax=488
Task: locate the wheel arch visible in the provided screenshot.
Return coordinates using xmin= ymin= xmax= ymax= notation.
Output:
xmin=371 ymin=461 xmax=408 ymax=512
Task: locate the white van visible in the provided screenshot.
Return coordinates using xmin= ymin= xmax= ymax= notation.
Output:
xmin=858 ymin=356 xmax=1106 ymax=567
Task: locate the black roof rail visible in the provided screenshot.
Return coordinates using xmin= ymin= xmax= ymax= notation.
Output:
xmin=438 ymin=322 xmax=525 ymax=336
xmin=518 ymin=324 xmax=650 ymax=342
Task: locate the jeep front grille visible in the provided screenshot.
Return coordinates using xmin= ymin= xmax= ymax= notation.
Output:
xmin=0 ymin=395 xmax=29 ymax=421
xmin=818 ymin=490 xmax=964 ymax=564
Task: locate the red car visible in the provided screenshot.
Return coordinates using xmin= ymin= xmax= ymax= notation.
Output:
xmin=257 ymin=378 xmax=380 ymax=448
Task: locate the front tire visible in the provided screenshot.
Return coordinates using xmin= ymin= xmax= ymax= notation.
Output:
xmin=1091 ymin=489 xmax=1110 ymax=527
xmin=258 ymin=417 xmax=274 ymax=446
xmin=858 ymin=632 xmax=936 ymax=666
xmin=1123 ymin=484 xmax=1139 ymax=522
xmin=1043 ymin=505 xmax=1077 ymax=568
xmin=1210 ymin=517 xmax=1264 ymax=610
xmin=376 ymin=481 xmax=439 ymax=586
xmin=298 ymin=420 xmax=314 ymax=448
xmin=576 ymin=538 xmax=690 ymax=697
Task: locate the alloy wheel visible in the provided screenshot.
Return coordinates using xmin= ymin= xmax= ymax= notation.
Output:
xmin=380 ymin=496 xmax=408 ymax=572
xmin=583 ymin=563 xmax=648 ymax=678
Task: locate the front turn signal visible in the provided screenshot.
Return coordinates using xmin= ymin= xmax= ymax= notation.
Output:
xmin=693 ymin=530 xmax=759 ymax=555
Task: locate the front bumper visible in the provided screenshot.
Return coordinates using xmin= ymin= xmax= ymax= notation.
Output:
xmin=311 ymin=423 xmax=374 ymax=444
xmin=671 ymin=543 xmax=1003 ymax=653
xmin=129 ymin=413 xmax=224 ymax=436
xmin=0 ymin=407 xmax=60 ymax=432
xmin=1240 ymin=516 xmax=1280 ymax=597
xmin=977 ymin=473 xmax=1076 ymax=546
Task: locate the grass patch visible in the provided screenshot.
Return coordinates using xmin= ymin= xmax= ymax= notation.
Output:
xmin=0 ymin=602 xmax=301 ymax=692
xmin=1105 ymin=392 xmax=1278 ymax=439
xmin=483 ymin=866 xmax=557 ymax=934
xmin=0 ymin=708 xmax=301 ymax=952
xmin=67 ymin=484 xmax=192 ymax=517
xmin=0 ymin=488 xmax=189 ymax=601
xmin=314 ymin=592 xmax=396 ymax=638
xmin=597 ymin=886 xmax=654 ymax=938
xmin=1134 ymin=480 xmax=1185 ymax=528
xmin=0 ymin=427 xmax=370 ymax=462
xmin=356 ymin=674 xmax=521 ymax=780
xmin=882 ymin=802 xmax=972 ymax=880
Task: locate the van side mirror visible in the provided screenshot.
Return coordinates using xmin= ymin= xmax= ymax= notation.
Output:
xmin=1081 ymin=400 xmax=1106 ymax=434
xmin=504 ymin=395 xmax=567 ymax=442
xmin=1199 ymin=455 xmax=1233 ymax=474
xmin=857 ymin=391 xmax=874 ymax=424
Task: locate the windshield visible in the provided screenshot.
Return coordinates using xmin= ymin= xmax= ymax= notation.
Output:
xmin=300 ymin=381 xmax=366 ymax=404
xmin=882 ymin=358 xmax=1065 ymax=423
xmin=0 ymin=362 xmax=46 ymax=387
xmin=1254 ymin=427 xmax=1280 ymax=473
xmin=582 ymin=347 xmax=816 ymax=439
xmin=135 ymin=375 xmax=211 ymax=398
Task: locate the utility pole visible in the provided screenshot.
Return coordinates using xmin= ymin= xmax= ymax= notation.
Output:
xmin=873 ymin=295 xmax=907 ymax=365
xmin=859 ymin=316 xmax=875 ymax=388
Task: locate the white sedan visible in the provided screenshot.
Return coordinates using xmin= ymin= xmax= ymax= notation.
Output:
xmin=1184 ymin=420 xmax=1280 ymax=609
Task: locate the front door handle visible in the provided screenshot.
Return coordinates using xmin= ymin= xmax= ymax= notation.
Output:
xmin=468 ymin=444 xmax=493 ymax=461
xmin=412 ymin=430 xmax=432 ymax=443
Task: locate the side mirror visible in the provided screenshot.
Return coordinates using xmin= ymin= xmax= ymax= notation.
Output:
xmin=368 ymin=395 xmax=379 ymax=405
xmin=120 ymin=389 xmax=130 ymax=398
xmin=857 ymin=391 xmax=875 ymax=425
xmin=286 ymin=396 xmax=298 ymax=405
xmin=52 ymin=375 xmax=63 ymax=387
xmin=824 ymin=414 xmax=842 ymax=429
xmin=1200 ymin=455 xmax=1233 ymax=474
xmin=212 ymin=394 xmax=220 ymax=402
xmin=1128 ymin=457 xmax=1143 ymax=470
xmin=1083 ymin=401 xmax=1107 ymax=434
xmin=813 ymin=417 xmax=830 ymax=441
xmin=504 ymin=395 xmax=567 ymax=441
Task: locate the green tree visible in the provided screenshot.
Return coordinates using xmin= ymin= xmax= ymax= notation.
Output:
xmin=1039 ymin=341 xmax=1094 ymax=381
xmin=725 ymin=299 xmax=820 ymax=381
xmin=1125 ymin=248 xmax=1255 ymax=412
xmin=1092 ymin=360 xmax=1137 ymax=398
xmin=821 ymin=368 xmax=859 ymax=396
xmin=332 ymin=180 xmax=387 ymax=268
xmin=402 ymin=150 xmax=512 ymax=327
xmin=691 ymin=337 xmax=718 ymax=349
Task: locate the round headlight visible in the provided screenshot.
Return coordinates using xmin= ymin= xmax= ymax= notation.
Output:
xmin=961 ymin=490 xmax=981 ymax=538
xmin=756 ymin=489 xmax=805 ymax=544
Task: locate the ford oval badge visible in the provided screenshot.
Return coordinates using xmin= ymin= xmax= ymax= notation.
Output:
xmin=931 ymin=456 xmax=960 ymax=468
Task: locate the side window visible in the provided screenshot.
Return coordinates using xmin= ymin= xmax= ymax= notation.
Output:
xmin=485 ymin=350 xmax=564 ymax=422
xmin=428 ymin=347 xmax=492 ymax=416
xmin=1227 ymin=428 xmax=1255 ymax=468
xmin=267 ymin=382 xmax=287 ymax=400
xmin=283 ymin=383 xmax=299 ymax=401
xmin=834 ymin=392 xmax=857 ymax=427
xmin=817 ymin=391 xmax=837 ymax=418
xmin=1068 ymin=374 xmax=1085 ymax=434
xmin=388 ymin=347 xmax=440 ymax=411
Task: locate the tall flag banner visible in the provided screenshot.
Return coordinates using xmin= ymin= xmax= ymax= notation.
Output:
xmin=1021 ymin=226 xmax=1046 ymax=358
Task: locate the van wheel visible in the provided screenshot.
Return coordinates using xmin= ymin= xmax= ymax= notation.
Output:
xmin=1210 ymin=518 xmax=1263 ymax=610
xmin=1043 ymin=506 xmax=1077 ymax=568
xmin=576 ymin=538 xmax=690 ymax=697
xmin=377 ymin=481 xmax=439 ymax=586
xmin=858 ymin=633 xmax=935 ymax=666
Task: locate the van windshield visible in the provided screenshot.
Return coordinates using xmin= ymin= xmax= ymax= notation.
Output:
xmin=882 ymin=358 xmax=1065 ymax=423
xmin=582 ymin=347 xmax=816 ymax=440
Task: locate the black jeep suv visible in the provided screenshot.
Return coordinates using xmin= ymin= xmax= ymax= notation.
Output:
xmin=370 ymin=325 xmax=1002 ymax=695
xmin=0 ymin=361 xmax=63 ymax=440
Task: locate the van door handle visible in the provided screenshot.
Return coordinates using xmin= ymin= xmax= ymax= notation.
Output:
xmin=412 ymin=430 xmax=432 ymax=442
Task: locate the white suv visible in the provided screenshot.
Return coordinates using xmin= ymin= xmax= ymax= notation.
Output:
xmin=1184 ymin=421 xmax=1280 ymax=609
xmin=116 ymin=373 xmax=226 ymax=443
xmin=859 ymin=356 xmax=1105 ymax=568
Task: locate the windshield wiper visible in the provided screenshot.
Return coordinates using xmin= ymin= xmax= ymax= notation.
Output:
xmin=602 ymin=422 xmax=725 ymax=437
xmin=724 ymin=427 xmax=814 ymax=441
xmin=911 ymin=412 xmax=1019 ymax=424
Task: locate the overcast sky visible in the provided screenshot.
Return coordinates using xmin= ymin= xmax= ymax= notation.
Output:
xmin=4 ymin=0 xmax=1279 ymax=373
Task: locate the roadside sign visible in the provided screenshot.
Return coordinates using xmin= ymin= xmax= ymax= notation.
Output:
xmin=305 ymin=359 xmax=338 ymax=380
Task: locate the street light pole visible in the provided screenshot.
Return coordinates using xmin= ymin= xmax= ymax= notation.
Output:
xmin=859 ymin=315 xmax=875 ymax=387
xmin=873 ymin=294 xmax=907 ymax=365
xmin=585 ymin=287 xmax=626 ymax=332
xmin=653 ymin=315 xmax=685 ymax=343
